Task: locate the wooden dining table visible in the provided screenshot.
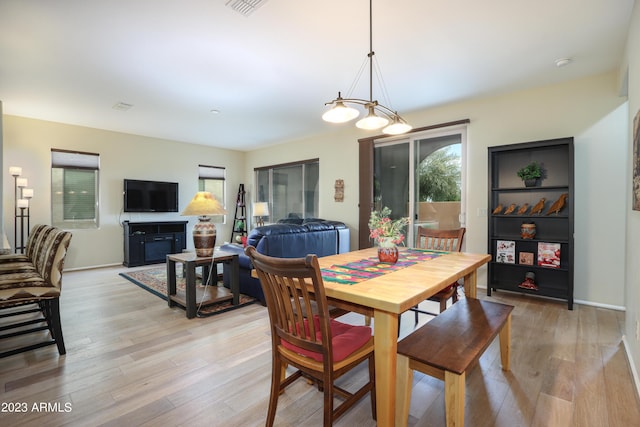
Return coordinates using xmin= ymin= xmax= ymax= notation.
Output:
xmin=315 ymin=247 xmax=491 ymax=427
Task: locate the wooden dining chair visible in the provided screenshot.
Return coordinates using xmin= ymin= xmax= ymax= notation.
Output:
xmin=410 ymin=227 xmax=466 ymax=322
xmin=245 ymin=246 xmax=376 ymax=427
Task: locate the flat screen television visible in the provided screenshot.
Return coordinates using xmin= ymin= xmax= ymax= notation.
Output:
xmin=123 ymin=179 xmax=179 ymax=212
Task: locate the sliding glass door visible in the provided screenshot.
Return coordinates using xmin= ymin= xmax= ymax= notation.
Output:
xmin=373 ymin=140 xmax=410 ymax=229
xmin=255 ymin=159 xmax=319 ymax=224
xmin=373 ymin=125 xmax=466 ymax=247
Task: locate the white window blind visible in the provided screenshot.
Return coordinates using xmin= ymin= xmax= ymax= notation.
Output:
xmin=51 ymin=149 xmax=100 ymax=229
xmin=198 ymin=165 xmax=225 ymax=179
xmin=198 ymin=165 xmax=226 ymax=223
xmin=52 ymin=150 xmax=99 ymax=169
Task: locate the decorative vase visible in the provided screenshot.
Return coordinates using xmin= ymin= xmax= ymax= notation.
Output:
xmin=524 ymin=178 xmax=539 ymax=187
xmin=520 ymin=222 xmax=536 ymax=239
xmin=377 ymin=237 xmax=399 ymax=264
xmin=518 ymin=271 xmax=538 ymax=290
xmin=193 ymin=216 xmax=216 ymax=257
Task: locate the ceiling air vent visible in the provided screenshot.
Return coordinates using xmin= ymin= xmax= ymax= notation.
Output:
xmin=112 ymin=102 xmax=133 ymax=111
xmin=225 ymin=0 xmax=268 ymax=17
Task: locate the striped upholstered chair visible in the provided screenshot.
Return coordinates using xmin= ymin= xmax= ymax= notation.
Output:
xmin=0 ymin=224 xmax=72 ymax=358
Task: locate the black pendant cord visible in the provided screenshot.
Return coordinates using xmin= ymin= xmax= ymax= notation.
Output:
xmin=368 ymin=0 xmax=374 ymax=103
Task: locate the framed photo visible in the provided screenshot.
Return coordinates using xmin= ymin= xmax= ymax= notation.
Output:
xmin=537 ymin=242 xmax=561 ymax=268
xmin=634 ymin=109 xmax=640 ymax=211
xmin=519 ymin=252 xmax=534 ymax=265
xmin=496 ymin=240 xmax=515 ymax=264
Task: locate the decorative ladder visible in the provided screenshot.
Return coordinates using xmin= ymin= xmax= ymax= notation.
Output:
xmin=230 ymin=184 xmax=247 ymax=244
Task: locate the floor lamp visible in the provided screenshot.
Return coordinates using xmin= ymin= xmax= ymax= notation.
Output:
xmin=10 ymin=167 xmax=34 ymax=254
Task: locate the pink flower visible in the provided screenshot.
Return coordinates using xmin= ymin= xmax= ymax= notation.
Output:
xmin=368 ymin=207 xmax=409 ymax=246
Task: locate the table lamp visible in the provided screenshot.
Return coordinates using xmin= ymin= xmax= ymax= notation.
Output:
xmin=182 ymin=191 xmax=227 ymax=257
xmin=253 ymin=202 xmax=269 ymax=227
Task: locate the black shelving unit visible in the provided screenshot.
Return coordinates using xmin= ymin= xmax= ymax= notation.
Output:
xmin=487 ymin=138 xmax=574 ymax=309
xmin=230 ymin=184 xmax=247 ymax=244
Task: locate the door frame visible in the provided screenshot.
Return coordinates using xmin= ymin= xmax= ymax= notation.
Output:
xmin=358 ymin=119 xmax=470 ymax=249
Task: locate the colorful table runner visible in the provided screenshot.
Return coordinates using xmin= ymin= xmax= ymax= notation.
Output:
xmin=321 ymin=248 xmax=444 ymax=285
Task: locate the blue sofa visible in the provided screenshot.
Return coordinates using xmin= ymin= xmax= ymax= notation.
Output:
xmin=220 ymin=219 xmax=350 ymax=304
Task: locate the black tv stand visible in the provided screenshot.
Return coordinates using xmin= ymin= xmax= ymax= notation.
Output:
xmin=123 ymin=221 xmax=188 ymax=267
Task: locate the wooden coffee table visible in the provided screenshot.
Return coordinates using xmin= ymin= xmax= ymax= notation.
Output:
xmin=166 ymin=249 xmax=240 ymax=319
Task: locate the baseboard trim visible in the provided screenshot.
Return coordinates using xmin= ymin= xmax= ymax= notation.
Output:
xmin=65 ymin=262 xmax=122 ymax=272
xmin=477 ymin=286 xmax=626 ymax=312
xmin=622 ymin=335 xmax=640 ymax=403
xmin=574 ymin=299 xmax=625 ymax=312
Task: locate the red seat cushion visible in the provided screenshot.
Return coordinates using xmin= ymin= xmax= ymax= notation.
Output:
xmin=281 ymin=316 xmax=372 ymax=362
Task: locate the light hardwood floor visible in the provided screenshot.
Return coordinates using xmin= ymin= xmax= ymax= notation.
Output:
xmin=1 ymin=265 xmax=639 ymax=426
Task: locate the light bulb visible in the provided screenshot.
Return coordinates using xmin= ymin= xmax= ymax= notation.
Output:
xmin=383 ymin=116 xmax=412 ymax=135
xmin=356 ymin=107 xmax=388 ymax=130
xmin=322 ymin=101 xmax=360 ymax=123
xmin=22 ymin=188 xmax=34 ymax=199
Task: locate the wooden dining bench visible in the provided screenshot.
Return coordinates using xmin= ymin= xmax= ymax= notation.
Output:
xmin=395 ymin=298 xmax=514 ymax=427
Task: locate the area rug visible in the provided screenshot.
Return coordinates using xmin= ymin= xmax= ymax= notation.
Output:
xmin=119 ymin=265 xmax=257 ymax=317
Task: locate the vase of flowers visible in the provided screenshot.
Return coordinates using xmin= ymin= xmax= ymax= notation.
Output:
xmin=377 ymin=236 xmax=400 ymax=263
xmin=368 ymin=207 xmax=409 ymax=264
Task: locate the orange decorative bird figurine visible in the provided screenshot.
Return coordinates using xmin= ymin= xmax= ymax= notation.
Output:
xmin=503 ymin=203 xmax=516 ymax=215
xmin=492 ymin=204 xmax=503 ymax=215
xmin=546 ymin=193 xmax=568 ymax=215
xmin=517 ymin=203 xmax=529 ymax=215
xmin=530 ymin=198 xmax=546 ymax=215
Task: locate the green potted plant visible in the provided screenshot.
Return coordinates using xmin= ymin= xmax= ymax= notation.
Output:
xmin=517 ymin=161 xmax=542 ymax=187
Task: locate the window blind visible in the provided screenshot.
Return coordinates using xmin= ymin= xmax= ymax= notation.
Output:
xmin=51 ymin=149 xmax=99 ymax=169
xmin=198 ymin=165 xmax=225 ymax=179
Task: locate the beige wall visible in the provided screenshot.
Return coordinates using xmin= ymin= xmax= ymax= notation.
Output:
xmin=0 ymin=101 xmax=4 ymax=251
xmin=3 ymin=5 xmax=638 ymax=396
xmin=3 ymin=71 xmax=628 ymax=310
xmin=624 ymin=0 xmax=640 ymax=393
xmin=2 ymin=116 xmax=245 ymax=269
xmin=1 ymin=52 xmax=631 ymax=314
xmin=246 ymin=71 xmax=628 ymax=311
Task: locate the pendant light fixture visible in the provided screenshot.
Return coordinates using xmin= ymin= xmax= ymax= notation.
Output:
xmin=322 ymin=0 xmax=412 ymax=135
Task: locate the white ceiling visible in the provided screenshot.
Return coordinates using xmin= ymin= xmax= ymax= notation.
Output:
xmin=0 ymin=0 xmax=634 ymax=151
